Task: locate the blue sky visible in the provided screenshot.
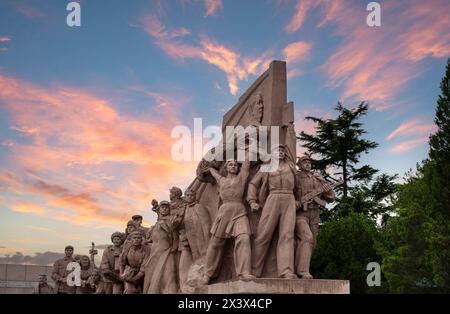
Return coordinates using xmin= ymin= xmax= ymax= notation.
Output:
xmin=0 ymin=0 xmax=449 ymax=260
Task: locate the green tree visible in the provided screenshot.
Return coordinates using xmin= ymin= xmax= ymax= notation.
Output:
xmin=379 ymin=59 xmax=450 ymax=292
xmin=311 ymin=213 xmax=387 ymax=293
xmin=298 ymin=102 xmax=397 ymax=222
xmin=298 ymin=102 xmax=378 ymax=198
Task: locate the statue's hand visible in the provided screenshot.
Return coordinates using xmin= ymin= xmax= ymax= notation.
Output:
xmin=151 ymin=199 xmax=158 ymax=207
xmin=295 ymin=201 xmax=301 ymax=210
xmin=250 ymin=202 xmax=260 ymax=212
xmin=323 ymin=183 xmax=332 ymax=192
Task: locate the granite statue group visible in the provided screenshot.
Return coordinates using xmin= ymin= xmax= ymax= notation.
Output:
xmin=39 ymin=153 xmax=337 ymax=294
xmin=35 ymin=61 xmax=341 ymax=294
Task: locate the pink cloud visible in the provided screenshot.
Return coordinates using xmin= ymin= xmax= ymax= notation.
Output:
xmin=15 ymin=3 xmax=46 ymax=19
xmin=284 ymin=0 xmax=317 ymax=33
xmin=318 ymin=0 xmax=450 ymax=111
xmin=0 ymin=36 xmax=11 ymax=42
xmin=387 ymin=119 xmax=436 ymax=141
xmin=283 ymin=41 xmax=312 ymax=64
xmin=139 ymin=16 xmax=272 ymax=95
xmin=204 ymin=0 xmax=223 ymax=17
xmin=284 ymin=0 xmax=450 ymax=111
xmin=388 ymin=137 xmax=429 ymax=154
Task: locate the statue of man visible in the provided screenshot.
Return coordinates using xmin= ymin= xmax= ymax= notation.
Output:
xmin=119 ymin=230 xmax=150 ymax=294
xmin=32 ymin=274 xmax=54 ymax=294
xmin=178 ymin=189 xmax=212 ymax=289
xmin=123 ymin=220 xmax=138 ymax=250
xmin=51 ymin=245 xmax=76 ymax=294
xmin=248 ymin=93 xmax=264 ymax=126
xmin=101 ymin=232 xmax=125 ymax=294
xmin=295 ymin=155 xmax=335 ymax=279
xmin=132 ymin=214 xmax=150 ymax=237
xmin=140 ymin=200 xmax=185 ymax=293
xmin=169 ymin=186 xmax=184 ymax=215
xmin=247 ymin=145 xmax=300 ymax=279
xmin=201 ymin=157 xmax=255 ymax=285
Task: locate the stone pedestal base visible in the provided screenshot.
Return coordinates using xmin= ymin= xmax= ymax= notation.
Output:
xmin=203 ymin=278 xmax=350 ymax=294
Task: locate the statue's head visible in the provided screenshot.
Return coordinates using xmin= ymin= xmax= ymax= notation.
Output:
xmin=297 ymin=155 xmax=312 ymax=171
xmin=64 ymin=245 xmax=74 ymax=258
xmin=169 ymin=186 xmax=182 ymax=201
xmin=159 ymin=200 xmax=170 ymax=217
xmin=184 ymin=189 xmax=196 ymax=204
xmin=225 ymin=160 xmax=240 ymax=175
xmin=249 ymin=93 xmax=264 ymax=123
xmin=130 ymin=231 xmax=143 ymax=246
xmin=125 ymin=220 xmax=137 ymax=235
xmin=90 ymin=269 xmax=101 ymax=282
xmin=80 ymin=255 xmax=90 ymax=268
xmin=111 ymin=232 xmax=125 ymax=246
xmin=271 ymin=145 xmax=286 ymax=161
xmin=38 ymin=274 xmax=47 ymax=284
xmin=131 ymin=214 xmax=143 ymax=227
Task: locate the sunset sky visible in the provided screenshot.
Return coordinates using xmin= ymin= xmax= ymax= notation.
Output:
xmin=0 ymin=0 xmax=449 ymax=262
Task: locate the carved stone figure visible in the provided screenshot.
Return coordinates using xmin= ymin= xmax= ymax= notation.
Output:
xmin=295 ymin=155 xmax=335 ymax=279
xmin=51 ymin=245 xmax=76 ymax=294
xmin=247 ymin=145 xmax=300 ymax=279
xmin=247 ymin=93 xmax=264 ymax=126
xmin=101 ymin=232 xmax=125 ymax=294
xmin=123 ymin=220 xmax=138 ymax=250
xmin=32 ymin=274 xmax=54 ymax=294
xmin=132 ymin=214 xmax=150 ymax=237
xmin=119 ymin=230 xmax=150 ymax=294
xmin=179 ymin=189 xmax=212 ymax=290
xmin=201 ymin=157 xmax=255 ymax=285
xmin=88 ymin=268 xmax=106 ymax=294
xmin=76 ymin=255 xmax=95 ymax=294
xmin=140 ymin=201 xmax=185 ymax=293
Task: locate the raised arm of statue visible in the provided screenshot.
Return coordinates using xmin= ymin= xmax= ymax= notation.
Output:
xmin=208 ymin=167 xmax=223 ymax=183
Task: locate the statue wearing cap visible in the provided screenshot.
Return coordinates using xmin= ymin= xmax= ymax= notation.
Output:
xmin=51 ymin=245 xmax=76 ymax=294
xmin=100 ymin=231 xmax=126 ymax=294
xmin=295 ymin=155 xmax=336 ymax=279
xmin=119 ymin=230 xmax=150 ymax=294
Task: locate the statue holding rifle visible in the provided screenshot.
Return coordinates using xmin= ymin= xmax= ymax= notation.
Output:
xmin=295 ymin=155 xmax=341 ymax=279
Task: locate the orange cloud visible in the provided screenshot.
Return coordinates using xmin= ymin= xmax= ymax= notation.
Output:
xmin=139 ymin=15 xmax=272 ymax=95
xmin=388 ymin=137 xmax=429 ymax=154
xmin=11 ymin=201 xmax=46 ymax=215
xmin=387 ymin=119 xmax=436 ymax=141
xmin=0 ymin=73 xmax=198 ymax=228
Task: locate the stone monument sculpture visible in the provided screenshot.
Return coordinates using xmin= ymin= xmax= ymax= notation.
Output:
xmin=201 ymin=155 xmax=255 ymax=285
xmin=46 ymin=61 xmax=349 ymax=294
xmin=247 ymin=145 xmax=299 ymax=279
xmin=140 ymin=201 xmax=185 ymax=293
xmin=119 ymin=230 xmax=150 ymax=294
xmin=51 ymin=245 xmax=76 ymax=294
xmin=33 ymin=274 xmax=54 ymax=294
xmin=101 ymin=232 xmax=126 ymax=294
xmin=295 ymin=155 xmax=338 ymax=279
xmin=179 ymin=189 xmax=212 ymax=291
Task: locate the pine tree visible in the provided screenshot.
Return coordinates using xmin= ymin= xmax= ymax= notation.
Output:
xmin=298 ymin=102 xmax=378 ymax=198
